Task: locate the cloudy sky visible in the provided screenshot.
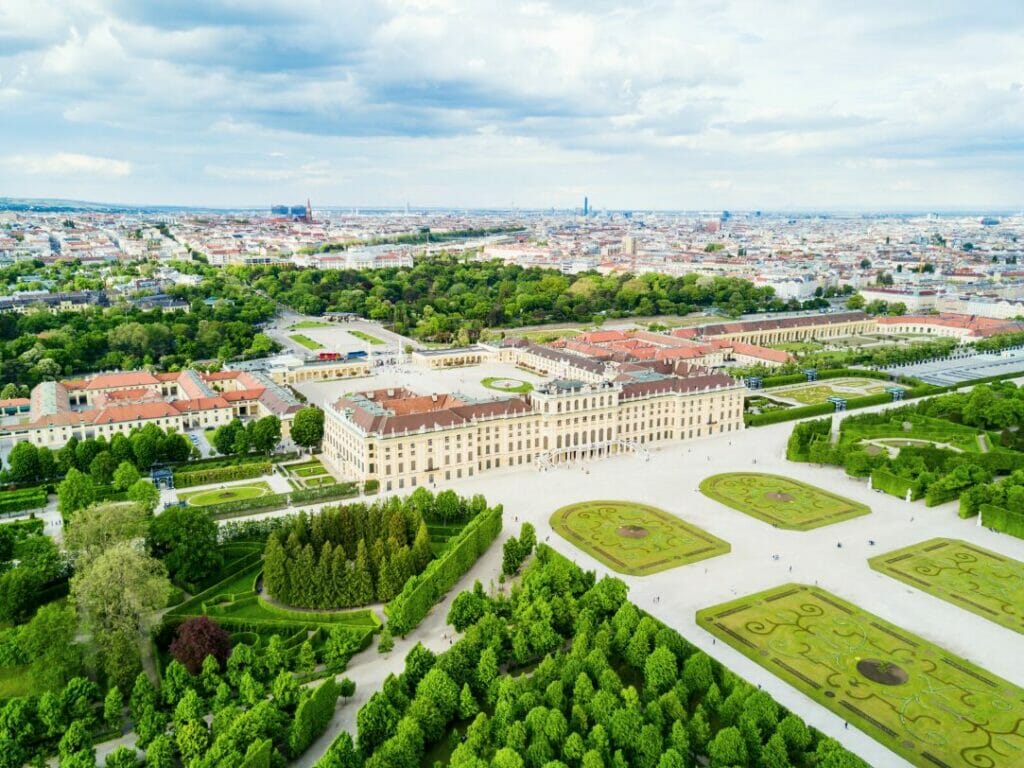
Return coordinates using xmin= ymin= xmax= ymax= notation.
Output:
xmin=1 ymin=1 xmax=1023 ymax=210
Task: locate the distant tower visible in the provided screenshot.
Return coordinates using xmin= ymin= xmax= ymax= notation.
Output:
xmin=305 ymin=198 xmax=313 ymax=223
xmin=583 ymin=196 xmax=589 ymax=216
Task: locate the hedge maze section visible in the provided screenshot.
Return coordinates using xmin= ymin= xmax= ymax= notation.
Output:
xmin=869 ymin=537 xmax=1024 ymax=635
xmin=550 ymin=500 xmax=730 ymax=576
xmin=697 ymin=583 xmax=1024 ymax=768
xmin=700 ymin=472 xmax=870 ymax=530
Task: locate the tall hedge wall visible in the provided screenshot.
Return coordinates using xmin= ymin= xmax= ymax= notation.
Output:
xmin=385 ymin=504 xmax=503 ymax=636
xmin=981 ymin=503 xmax=1024 ymax=539
xmin=174 ymin=461 xmax=272 ymax=488
xmin=870 ymin=468 xmax=920 ymax=501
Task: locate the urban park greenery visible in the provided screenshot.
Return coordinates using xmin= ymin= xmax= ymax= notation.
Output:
xmin=699 ymin=473 xmax=870 ymax=530
xmin=0 ymin=269 xmax=278 ymax=389
xmin=698 ymin=583 xmax=1024 ymax=768
xmin=236 ymin=259 xmax=794 ymax=343
xmin=550 ymin=500 xmax=731 ymax=574
xmin=869 ymin=538 xmax=1024 ymax=635
xmin=321 ymin=546 xmax=866 ymax=768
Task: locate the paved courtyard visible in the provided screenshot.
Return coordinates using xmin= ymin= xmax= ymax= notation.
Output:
xmin=294 ymin=360 xmax=546 ymax=407
xmin=426 ymin=412 xmax=1024 ymax=768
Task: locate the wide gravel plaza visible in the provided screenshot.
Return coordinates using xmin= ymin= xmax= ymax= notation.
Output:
xmin=425 ymin=407 xmax=1024 ymax=768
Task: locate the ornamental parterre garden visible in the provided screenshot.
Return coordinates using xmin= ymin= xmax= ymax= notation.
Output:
xmin=699 ymin=473 xmax=870 ymax=530
xmin=697 ymin=583 xmax=1024 ymax=768
xmin=869 ymin=538 xmax=1024 ymax=635
xmin=317 ymin=548 xmax=867 ymax=768
xmin=550 ymin=500 xmax=730 ymax=575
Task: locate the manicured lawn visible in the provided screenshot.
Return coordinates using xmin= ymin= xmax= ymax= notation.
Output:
xmin=178 ymin=481 xmax=273 ymax=507
xmin=768 ymin=340 xmax=823 ymax=355
xmin=293 ymin=463 xmax=328 ymax=477
xmin=348 ymin=330 xmax=385 ymax=345
xmin=0 ymin=665 xmax=38 ymax=699
xmin=289 ymin=333 xmax=324 ymax=350
xmin=302 ymin=476 xmax=336 ymax=487
xmin=700 ymin=472 xmax=870 ymax=530
xmin=290 ymin=321 xmax=333 ymax=329
xmin=481 ymin=376 xmax=533 ymax=394
xmin=870 ymin=538 xmax=1024 ymax=635
xmin=550 ymin=500 xmax=730 ymax=576
xmin=698 ymin=583 xmax=1024 ymax=768
xmin=768 ymin=377 xmax=890 ymax=404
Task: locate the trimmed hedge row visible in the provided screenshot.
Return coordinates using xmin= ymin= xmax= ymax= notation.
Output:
xmin=174 ymin=461 xmax=272 ymax=488
xmin=870 ymin=468 xmax=921 ymax=501
xmin=0 ymin=487 xmax=48 ymax=515
xmin=980 ymin=503 xmax=1024 ymax=539
xmin=290 ymin=483 xmax=359 ymax=505
xmin=386 ymin=504 xmax=503 ymax=636
xmin=205 ymin=492 xmax=290 ymax=519
xmin=288 ymin=679 xmax=341 ymax=757
xmin=924 ymin=484 xmax=963 ymax=507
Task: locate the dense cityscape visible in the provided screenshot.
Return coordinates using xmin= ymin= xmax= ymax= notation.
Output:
xmin=3 ymin=2 xmax=1024 ymax=768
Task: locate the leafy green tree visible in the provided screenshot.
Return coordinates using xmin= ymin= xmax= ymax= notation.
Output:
xmin=70 ymin=541 xmax=170 ymax=690
xmin=104 ymin=745 xmax=140 ymax=768
xmin=176 ymin=720 xmax=210 ymax=765
xmin=127 ymin=479 xmax=160 ymax=514
xmin=291 ymin=406 xmax=325 ymax=449
xmin=90 ymin=450 xmax=118 ymax=486
xmin=249 ymin=415 xmax=282 ymax=453
xmin=58 ymin=719 xmax=94 ymax=764
xmin=112 ymin=461 xmax=141 ymax=491
xmin=144 ymin=735 xmax=175 ymax=768
xmin=103 ymin=686 xmax=124 ymax=732
xmin=708 ymin=725 xmax=747 ymax=768
xmin=17 ymin=601 xmax=81 ymax=691
xmin=378 ymin=627 xmax=395 ymax=654
xmin=6 ymin=441 xmax=39 ymax=483
xmin=64 ymin=500 xmax=149 ymax=569
xmin=459 ymin=682 xmax=479 ymax=719
xmin=148 ymin=505 xmax=223 ymax=587
xmin=58 ymin=467 xmax=96 ymax=516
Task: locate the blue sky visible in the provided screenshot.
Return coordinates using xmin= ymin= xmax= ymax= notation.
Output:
xmin=1 ymin=1 xmax=1023 ymax=210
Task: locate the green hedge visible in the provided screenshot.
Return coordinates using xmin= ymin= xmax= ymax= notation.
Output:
xmin=870 ymin=469 xmax=920 ymax=501
xmin=924 ymin=484 xmax=963 ymax=507
xmin=205 ymin=492 xmax=290 ymax=519
xmin=973 ymin=452 xmax=1024 ymax=473
xmin=174 ymin=461 xmax=272 ymax=488
xmin=386 ymin=504 xmax=503 ymax=636
xmin=289 ymin=483 xmax=359 ymax=505
xmin=288 ymin=679 xmax=341 ymax=757
xmin=746 ymin=401 xmax=832 ymax=426
xmin=0 ymin=487 xmax=47 ymax=515
xmin=0 ymin=516 xmax=44 ymax=538
xmin=980 ymin=504 xmax=1024 ymax=539
xmin=785 ymin=417 xmax=832 ymax=461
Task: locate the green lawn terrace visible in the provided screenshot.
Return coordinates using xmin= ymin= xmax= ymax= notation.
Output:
xmin=290 ymin=333 xmax=324 ymax=350
xmin=869 ymin=538 xmax=1024 ymax=635
xmin=550 ymin=500 xmax=730 ymax=575
xmin=177 ymin=481 xmax=274 ymax=507
xmin=698 ymin=583 xmax=1024 ymax=768
xmin=281 ymin=457 xmax=338 ymax=489
xmin=766 ymin=377 xmax=891 ymax=405
xmin=700 ymin=472 xmax=870 ymax=530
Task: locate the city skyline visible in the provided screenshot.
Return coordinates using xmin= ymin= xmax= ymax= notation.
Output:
xmin=2 ymin=2 xmax=1024 ymax=209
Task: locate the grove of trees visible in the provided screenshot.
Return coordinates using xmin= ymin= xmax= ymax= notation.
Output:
xmin=236 ymin=259 xmax=796 ymax=343
xmin=342 ymin=545 xmax=866 ymax=768
xmin=263 ymin=498 xmax=435 ymax=608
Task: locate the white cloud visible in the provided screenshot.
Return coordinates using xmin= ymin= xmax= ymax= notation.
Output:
xmin=3 ymin=152 xmax=132 ymax=177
